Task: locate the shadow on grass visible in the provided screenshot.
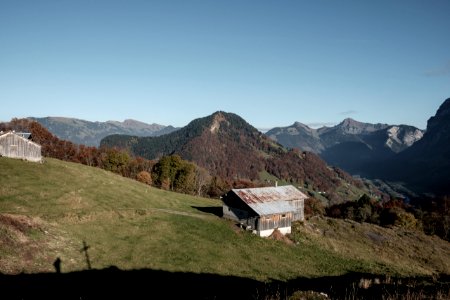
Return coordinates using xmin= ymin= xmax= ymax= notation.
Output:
xmin=192 ymin=205 xmax=223 ymax=217
xmin=0 ymin=267 xmax=449 ymax=300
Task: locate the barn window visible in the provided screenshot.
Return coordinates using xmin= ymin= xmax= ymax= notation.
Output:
xmin=281 ymin=214 xmax=286 ymax=218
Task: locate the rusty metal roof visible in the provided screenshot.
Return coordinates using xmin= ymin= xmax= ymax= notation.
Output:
xmin=232 ymin=185 xmax=307 ymax=216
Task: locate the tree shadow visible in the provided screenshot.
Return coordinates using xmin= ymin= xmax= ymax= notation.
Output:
xmin=80 ymin=240 xmax=92 ymax=270
xmin=192 ymin=206 xmax=223 ymax=217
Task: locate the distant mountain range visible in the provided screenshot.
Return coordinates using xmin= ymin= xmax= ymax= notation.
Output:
xmin=266 ymin=98 xmax=450 ymax=196
xmin=28 ymin=97 xmax=450 ymax=196
xmin=29 ymin=117 xmax=178 ymax=146
xmin=267 ymin=118 xmax=424 ymax=176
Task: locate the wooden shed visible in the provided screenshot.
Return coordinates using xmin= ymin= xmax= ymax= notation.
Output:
xmin=222 ymin=185 xmax=307 ymax=237
xmin=0 ymin=131 xmax=42 ymax=162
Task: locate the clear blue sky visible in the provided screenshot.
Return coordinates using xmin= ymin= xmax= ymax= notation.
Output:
xmin=1 ymin=0 xmax=449 ymax=130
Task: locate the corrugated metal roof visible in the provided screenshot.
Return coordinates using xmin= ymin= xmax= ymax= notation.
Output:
xmin=0 ymin=131 xmax=41 ymax=148
xmin=232 ymin=185 xmax=307 ymax=216
xmin=0 ymin=131 xmax=31 ymax=139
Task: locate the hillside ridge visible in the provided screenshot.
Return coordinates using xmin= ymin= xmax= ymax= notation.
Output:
xmin=267 ymin=118 xmax=424 ymax=176
xmin=371 ymin=97 xmax=450 ymax=195
xmin=100 ymin=111 xmax=376 ymax=204
xmin=29 ymin=116 xmax=178 ymax=146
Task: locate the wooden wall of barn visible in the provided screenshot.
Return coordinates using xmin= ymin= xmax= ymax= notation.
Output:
xmin=289 ymin=199 xmax=305 ymax=221
xmin=222 ymin=204 xmax=258 ymax=229
xmin=0 ymin=132 xmax=42 ymax=162
xmin=257 ymin=212 xmax=293 ymax=231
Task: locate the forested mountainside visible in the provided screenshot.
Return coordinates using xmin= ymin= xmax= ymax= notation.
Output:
xmin=101 ymin=111 xmax=379 ymax=204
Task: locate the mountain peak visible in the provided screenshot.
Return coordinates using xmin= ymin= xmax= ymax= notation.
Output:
xmin=377 ymin=97 xmax=450 ymax=195
xmin=100 ymin=111 xmax=362 ymax=202
xmin=426 ymin=97 xmax=450 ymax=135
xmin=342 ymin=117 xmax=357 ymax=123
xmin=336 ymin=118 xmax=388 ymax=135
xmin=210 ymin=112 xmax=229 ymax=133
xmin=435 ymin=98 xmax=450 ymax=118
xmin=30 ymin=116 xmax=175 ymax=146
xmin=337 ymin=118 xmax=364 ymax=133
xmin=293 ymin=121 xmax=311 ymax=128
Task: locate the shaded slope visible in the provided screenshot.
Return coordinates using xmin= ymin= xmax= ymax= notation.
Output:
xmin=372 ymin=98 xmax=450 ymax=195
xmin=267 ymin=118 xmax=423 ymax=177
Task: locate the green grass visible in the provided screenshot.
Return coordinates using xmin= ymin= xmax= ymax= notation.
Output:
xmin=1 ymin=157 xmax=449 ymax=282
xmin=258 ymin=170 xmax=291 ymax=186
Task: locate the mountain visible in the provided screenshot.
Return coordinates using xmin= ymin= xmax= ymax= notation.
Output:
xmin=266 ymin=122 xmax=324 ymax=153
xmin=372 ymin=98 xmax=450 ymax=195
xmin=101 ymin=111 xmax=375 ymax=204
xmin=319 ymin=118 xmax=390 ymax=147
xmin=29 ymin=117 xmax=178 ymax=146
xmin=267 ymin=118 xmax=424 ymax=176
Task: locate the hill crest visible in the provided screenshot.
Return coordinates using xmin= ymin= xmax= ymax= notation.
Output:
xmin=29 ymin=116 xmax=178 ymax=147
xmin=267 ymin=118 xmax=424 ymax=176
xmin=101 ymin=111 xmax=378 ymax=204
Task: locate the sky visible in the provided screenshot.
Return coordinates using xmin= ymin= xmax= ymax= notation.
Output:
xmin=1 ymin=1 xmax=449 ymax=130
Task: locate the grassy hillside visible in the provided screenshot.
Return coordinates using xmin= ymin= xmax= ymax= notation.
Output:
xmin=1 ymin=157 xmax=449 ymax=285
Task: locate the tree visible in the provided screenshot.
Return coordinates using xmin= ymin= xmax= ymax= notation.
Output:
xmin=136 ymin=171 xmax=152 ymax=185
xmin=355 ymin=204 xmax=372 ymax=222
xmin=380 ymin=207 xmax=418 ymax=230
xmin=173 ymin=161 xmax=196 ymax=194
xmin=152 ymin=155 xmax=183 ymax=190
xmin=101 ymin=148 xmax=130 ymax=175
xmin=151 ymin=155 xmax=199 ymax=194
xmin=304 ymin=197 xmax=325 ymax=218
xmin=194 ymin=166 xmax=211 ymax=197
xmin=207 ymin=176 xmax=230 ymax=198
xmin=394 ymin=210 xmax=418 ymax=230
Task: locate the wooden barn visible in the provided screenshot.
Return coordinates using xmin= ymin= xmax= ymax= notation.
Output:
xmin=0 ymin=131 xmax=42 ymax=162
xmin=221 ymin=185 xmax=307 ymax=237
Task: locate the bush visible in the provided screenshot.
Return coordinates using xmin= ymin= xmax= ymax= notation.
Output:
xmin=304 ymin=197 xmax=325 ymax=218
xmin=380 ymin=207 xmax=419 ymax=230
xmin=136 ymin=171 xmax=152 ymax=185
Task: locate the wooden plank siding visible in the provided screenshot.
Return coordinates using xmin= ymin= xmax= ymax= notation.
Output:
xmin=221 ymin=186 xmax=306 ymax=236
xmin=289 ymin=199 xmax=305 ymax=221
xmin=257 ymin=212 xmax=293 ymax=231
xmin=0 ymin=132 xmax=42 ymax=162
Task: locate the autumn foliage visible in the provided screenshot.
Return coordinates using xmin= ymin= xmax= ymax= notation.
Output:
xmin=1 ymin=119 xmax=155 ymax=182
xmin=2 ymin=118 xmax=449 ymax=242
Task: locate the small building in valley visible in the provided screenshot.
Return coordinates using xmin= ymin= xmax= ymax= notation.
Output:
xmin=221 ymin=185 xmax=307 ymax=237
xmin=0 ymin=131 xmax=42 ymax=162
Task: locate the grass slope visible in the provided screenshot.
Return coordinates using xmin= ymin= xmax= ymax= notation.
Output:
xmin=1 ymin=157 xmax=449 ymax=282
